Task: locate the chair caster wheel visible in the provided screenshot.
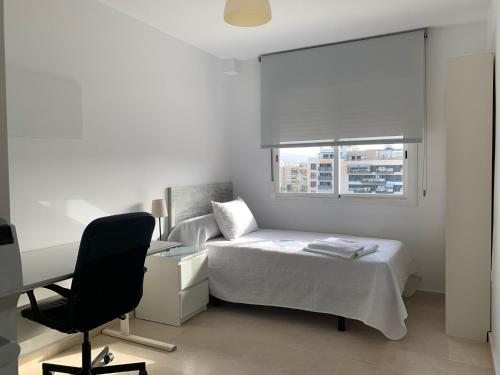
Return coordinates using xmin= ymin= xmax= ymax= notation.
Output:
xmin=103 ymin=353 xmax=114 ymax=364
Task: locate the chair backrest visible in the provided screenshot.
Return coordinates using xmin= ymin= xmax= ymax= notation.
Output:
xmin=70 ymin=212 xmax=155 ymax=331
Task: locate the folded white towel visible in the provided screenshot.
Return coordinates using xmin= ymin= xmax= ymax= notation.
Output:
xmin=308 ymin=238 xmax=363 ymax=253
xmin=303 ymin=246 xmax=378 ymax=260
xmin=304 ymin=237 xmax=378 ymax=260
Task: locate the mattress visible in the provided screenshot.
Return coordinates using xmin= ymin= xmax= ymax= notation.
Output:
xmin=206 ymin=229 xmax=420 ymax=340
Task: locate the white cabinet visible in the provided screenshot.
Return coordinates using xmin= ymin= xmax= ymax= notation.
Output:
xmin=445 ymin=53 xmax=494 ymax=341
xmin=135 ymin=247 xmax=209 ymax=326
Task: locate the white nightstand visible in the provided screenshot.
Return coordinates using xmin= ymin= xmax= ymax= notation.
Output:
xmin=135 ymin=247 xmax=209 ymax=326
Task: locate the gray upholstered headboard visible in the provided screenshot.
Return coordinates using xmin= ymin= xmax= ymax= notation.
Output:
xmin=166 ymin=182 xmax=233 ymax=235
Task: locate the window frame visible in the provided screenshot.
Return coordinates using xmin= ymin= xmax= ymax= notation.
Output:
xmin=273 ymin=144 xmax=418 ymax=205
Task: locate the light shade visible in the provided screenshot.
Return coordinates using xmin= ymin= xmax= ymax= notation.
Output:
xmin=224 ymin=0 xmax=272 ymax=27
xmin=151 ymin=199 xmax=167 ymax=218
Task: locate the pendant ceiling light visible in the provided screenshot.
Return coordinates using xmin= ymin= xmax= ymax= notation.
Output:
xmin=224 ymin=0 xmax=272 ymax=27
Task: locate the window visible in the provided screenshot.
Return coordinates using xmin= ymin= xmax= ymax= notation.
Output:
xmin=276 ymin=143 xmax=413 ymax=200
xmin=339 ymin=144 xmax=404 ymax=195
xmin=278 ymin=147 xmax=334 ymax=193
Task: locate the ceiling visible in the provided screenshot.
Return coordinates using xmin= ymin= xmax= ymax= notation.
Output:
xmin=98 ymin=0 xmax=490 ymax=60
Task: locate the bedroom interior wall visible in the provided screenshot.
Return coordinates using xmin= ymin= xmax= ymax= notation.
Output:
xmin=6 ymin=0 xmax=232 ymax=356
xmin=5 ymin=0 xmax=231 ymax=252
xmin=227 ymin=21 xmax=488 ymax=293
xmin=0 ymin=0 xmax=9 ymax=222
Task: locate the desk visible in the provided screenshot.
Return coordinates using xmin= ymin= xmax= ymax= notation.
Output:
xmin=21 ymin=240 xmax=182 ymax=352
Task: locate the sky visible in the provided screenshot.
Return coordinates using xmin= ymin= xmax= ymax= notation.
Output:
xmin=279 ymin=144 xmax=403 ymax=163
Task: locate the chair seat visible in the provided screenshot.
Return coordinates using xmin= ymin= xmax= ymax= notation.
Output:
xmin=21 ymin=297 xmax=77 ymax=334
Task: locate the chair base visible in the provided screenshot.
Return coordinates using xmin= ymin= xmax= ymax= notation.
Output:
xmin=42 ymin=361 xmax=147 ymax=375
xmin=41 ymin=332 xmax=147 ymax=375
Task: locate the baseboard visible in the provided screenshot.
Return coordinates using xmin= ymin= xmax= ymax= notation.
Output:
xmin=19 ymin=322 xmax=114 ymax=365
xmin=19 ymin=332 xmax=82 ymax=365
xmin=488 ymin=331 xmax=498 ymax=374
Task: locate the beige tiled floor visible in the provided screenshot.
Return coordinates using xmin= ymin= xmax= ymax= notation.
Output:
xmin=20 ymin=292 xmax=494 ymax=375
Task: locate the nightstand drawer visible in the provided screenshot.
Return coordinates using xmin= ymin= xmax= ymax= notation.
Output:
xmin=180 ymin=280 xmax=209 ymax=320
xmin=179 ymin=253 xmax=208 ymax=290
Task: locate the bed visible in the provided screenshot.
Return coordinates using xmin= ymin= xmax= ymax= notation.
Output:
xmin=166 ymin=182 xmax=421 ymax=340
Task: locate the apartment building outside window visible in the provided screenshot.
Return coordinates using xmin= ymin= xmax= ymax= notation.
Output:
xmin=276 ymin=144 xmax=412 ymax=200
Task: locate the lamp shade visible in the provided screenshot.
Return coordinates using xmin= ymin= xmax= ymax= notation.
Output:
xmin=224 ymin=0 xmax=272 ymax=27
xmin=151 ymin=199 xmax=167 ymax=218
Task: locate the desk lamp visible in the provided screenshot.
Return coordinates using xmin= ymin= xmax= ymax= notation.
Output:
xmin=151 ymin=199 xmax=167 ymax=240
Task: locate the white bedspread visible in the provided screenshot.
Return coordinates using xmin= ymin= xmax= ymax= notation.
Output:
xmin=206 ymin=229 xmax=421 ymax=340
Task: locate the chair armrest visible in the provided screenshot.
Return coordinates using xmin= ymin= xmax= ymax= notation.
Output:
xmin=24 ymin=290 xmax=72 ymax=332
xmin=43 ymin=284 xmax=72 ymax=299
xmin=25 ymin=290 xmax=41 ymax=316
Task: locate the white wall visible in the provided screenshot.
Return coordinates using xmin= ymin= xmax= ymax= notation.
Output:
xmin=227 ymin=22 xmax=488 ymax=293
xmin=0 ymin=0 xmax=9 ymax=222
xmin=5 ymin=0 xmax=231 ymax=251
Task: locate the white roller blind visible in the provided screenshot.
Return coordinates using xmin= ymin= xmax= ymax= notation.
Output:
xmin=261 ymin=30 xmax=426 ymax=148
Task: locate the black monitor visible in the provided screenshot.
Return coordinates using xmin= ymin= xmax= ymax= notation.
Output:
xmin=0 ymin=224 xmax=14 ymax=246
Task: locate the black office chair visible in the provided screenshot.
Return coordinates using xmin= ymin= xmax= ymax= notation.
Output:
xmin=22 ymin=212 xmax=155 ymax=375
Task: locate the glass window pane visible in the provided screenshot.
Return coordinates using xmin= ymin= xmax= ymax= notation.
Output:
xmin=339 ymin=144 xmax=404 ymax=195
xmin=279 ymin=147 xmax=334 ymax=193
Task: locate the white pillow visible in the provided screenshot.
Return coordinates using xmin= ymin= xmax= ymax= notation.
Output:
xmin=167 ymin=214 xmax=221 ymax=248
xmin=211 ymin=197 xmax=258 ymax=240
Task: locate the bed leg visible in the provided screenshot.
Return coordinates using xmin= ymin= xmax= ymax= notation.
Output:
xmin=337 ymin=316 xmax=346 ymax=332
xmin=209 ymin=295 xmax=223 ymax=307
